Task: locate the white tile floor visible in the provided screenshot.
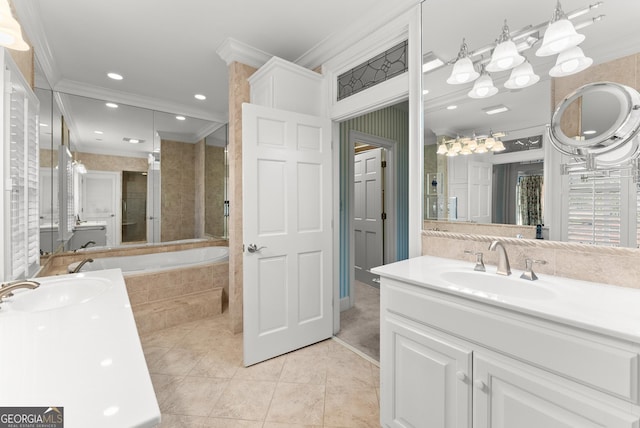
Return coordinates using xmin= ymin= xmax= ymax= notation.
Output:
xmin=140 ymin=312 xmax=381 ymax=427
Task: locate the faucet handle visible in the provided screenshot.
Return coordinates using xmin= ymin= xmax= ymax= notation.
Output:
xmin=464 ymin=250 xmax=486 ymax=272
xmin=520 ymin=259 xmax=547 ymax=281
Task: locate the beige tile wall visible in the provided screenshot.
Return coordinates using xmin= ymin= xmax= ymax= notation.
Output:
xmin=194 ymin=139 xmax=205 ymax=239
xmin=161 ymin=139 xmax=197 ymax=242
xmin=205 ymin=145 xmax=226 ymax=237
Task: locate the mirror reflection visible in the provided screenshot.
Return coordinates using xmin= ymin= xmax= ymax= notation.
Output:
xmin=422 ymin=0 xmax=640 ymax=243
xmin=36 ymin=87 xmax=227 ymax=256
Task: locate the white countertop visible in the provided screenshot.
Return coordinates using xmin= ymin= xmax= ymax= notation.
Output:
xmin=373 ymin=255 xmax=640 ymax=343
xmin=0 ymin=269 xmax=160 ymax=427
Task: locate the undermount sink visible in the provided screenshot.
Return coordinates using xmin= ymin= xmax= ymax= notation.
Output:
xmin=440 ymin=271 xmax=556 ymax=300
xmin=7 ymin=277 xmax=110 ymax=312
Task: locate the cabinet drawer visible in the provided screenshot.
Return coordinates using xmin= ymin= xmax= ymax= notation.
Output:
xmin=383 ymin=279 xmax=640 ymax=403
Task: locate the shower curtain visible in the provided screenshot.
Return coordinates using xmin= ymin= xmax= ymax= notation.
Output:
xmin=517 ymin=175 xmax=543 ymax=226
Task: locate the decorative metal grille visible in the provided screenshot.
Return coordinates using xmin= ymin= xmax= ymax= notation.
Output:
xmin=337 ymin=40 xmax=408 ymax=101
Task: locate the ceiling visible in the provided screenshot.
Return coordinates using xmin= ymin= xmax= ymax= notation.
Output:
xmin=13 ymin=0 xmax=640 ymax=155
xmin=422 ymin=0 xmax=640 ymax=143
xmin=15 ymin=0 xmax=389 ymax=155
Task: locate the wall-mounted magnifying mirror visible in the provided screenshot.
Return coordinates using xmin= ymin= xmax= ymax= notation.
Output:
xmin=549 ymin=81 xmax=640 ymax=168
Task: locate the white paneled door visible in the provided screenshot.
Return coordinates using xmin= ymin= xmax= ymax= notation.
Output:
xmin=81 ymin=171 xmax=120 ymax=246
xmin=242 ymin=103 xmax=333 ymax=367
xmin=354 ymin=148 xmax=384 ymax=287
xmin=468 ymin=161 xmax=492 ymax=224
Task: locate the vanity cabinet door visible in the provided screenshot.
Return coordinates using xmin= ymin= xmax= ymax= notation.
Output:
xmin=473 ymin=353 xmax=640 ymax=428
xmin=381 ymin=314 xmax=472 ymax=428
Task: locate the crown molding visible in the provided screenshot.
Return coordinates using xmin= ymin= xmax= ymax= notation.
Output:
xmin=53 ymin=78 xmax=226 ymax=123
xmin=12 ymin=0 xmax=61 ymax=88
xmin=295 ymin=0 xmax=420 ymax=70
xmin=216 ymin=37 xmax=273 ymax=69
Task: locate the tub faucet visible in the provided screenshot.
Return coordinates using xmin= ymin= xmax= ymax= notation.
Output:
xmin=71 ymin=258 xmax=94 ymax=273
xmin=0 ymin=280 xmax=40 ymax=303
xmin=75 ymin=240 xmax=96 ymax=252
xmin=488 ymin=240 xmax=511 ymax=276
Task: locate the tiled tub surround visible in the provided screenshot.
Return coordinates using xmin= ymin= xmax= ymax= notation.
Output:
xmin=423 ymin=231 xmax=640 ymax=289
xmin=38 ymin=241 xmax=229 ymax=334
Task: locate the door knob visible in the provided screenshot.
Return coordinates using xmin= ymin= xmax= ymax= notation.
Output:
xmin=247 ymin=244 xmax=266 ymax=253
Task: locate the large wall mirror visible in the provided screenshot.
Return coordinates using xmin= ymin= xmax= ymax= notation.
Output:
xmin=36 ymin=66 xmax=227 ymax=256
xmin=422 ymin=0 xmax=640 ymax=243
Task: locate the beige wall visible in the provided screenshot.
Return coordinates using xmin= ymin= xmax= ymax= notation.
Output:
xmin=161 ymin=139 xmax=197 ymax=242
xmin=423 ymin=52 xmax=640 ymax=289
xmin=39 ymin=148 xmax=147 ymax=172
xmin=194 ymin=139 xmax=205 ymax=239
xmin=205 ymin=145 xmax=226 ymax=237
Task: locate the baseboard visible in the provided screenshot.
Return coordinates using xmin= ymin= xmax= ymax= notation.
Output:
xmin=340 ymin=296 xmax=351 ymax=312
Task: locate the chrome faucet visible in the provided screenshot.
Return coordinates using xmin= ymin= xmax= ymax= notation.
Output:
xmin=71 ymin=258 xmax=94 ymax=273
xmin=0 ymin=280 xmax=40 ymax=302
xmin=488 ymin=240 xmax=511 ymax=276
xmin=521 ymin=259 xmax=547 ymax=281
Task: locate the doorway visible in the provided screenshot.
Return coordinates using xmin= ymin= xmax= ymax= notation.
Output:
xmin=122 ymin=171 xmax=148 ymax=243
xmin=336 ymin=101 xmax=408 ymax=362
xmin=80 ymin=170 xmax=121 ymax=247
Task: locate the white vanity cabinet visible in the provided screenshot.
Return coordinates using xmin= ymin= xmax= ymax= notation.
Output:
xmin=375 ymin=257 xmax=640 ymax=428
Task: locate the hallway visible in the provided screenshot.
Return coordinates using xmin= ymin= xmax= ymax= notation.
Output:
xmin=336 ymin=281 xmax=381 ymax=361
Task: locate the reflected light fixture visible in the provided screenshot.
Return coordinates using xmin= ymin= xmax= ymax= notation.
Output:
xmin=176 ymin=115 xmax=186 ymax=121
xmin=107 ymin=72 xmax=123 ymax=80
xmin=194 ymin=94 xmax=206 ymax=100
xmin=486 ymin=20 xmax=525 ymax=72
xmin=447 ymin=39 xmax=479 ymax=85
xmin=468 ymin=66 xmax=498 ymax=99
xmin=504 ymin=60 xmax=540 ymax=89
xmin=549 ymin=46 xmax=592 ymax=77
xmin=0 ymin=0 xmax=29 ymax=51
xmin=536 ymin=1 xmax=585 ymax=57
xmin=105 ymin=102 xmax=118 ymax=108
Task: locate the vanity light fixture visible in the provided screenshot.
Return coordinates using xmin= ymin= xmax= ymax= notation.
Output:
xmin=194 ymin=94 xmax=206 ymax=100
xmin=468 ymin=66 xmax=498 ymax=99
xmin=105 ymin=102 xmax=118 ymax=108
xmin=504 ymin=60 xmax=540 ymax=89
xmin=486 ymin=20 xmax=525 ymax=72
xmin=107 ymin=72 xmax=123 ymax=81
xmin=446 ymin=39 xmax=479 ymax=85
xmin=536 ymin=1 xmax=585 ymax=57
xmin=437 ymin=131 xmax=507 ymax=156
xmin=0 ymin=0 xmax=29 ymax=51
xmin=549 ymin=46 xmax=592 ymax=77
xmin=176 ymin=115 xmax=186 ymax=121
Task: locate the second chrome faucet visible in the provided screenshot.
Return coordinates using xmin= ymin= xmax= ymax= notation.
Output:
xmin=489 ymin=240 xmax=511 ymax=276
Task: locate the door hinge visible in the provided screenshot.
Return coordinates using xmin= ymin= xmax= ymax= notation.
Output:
xmin=381 ymin=212 xmax=387 ymax=220
xmin=381 ymin=160 xmax=387 ymax=168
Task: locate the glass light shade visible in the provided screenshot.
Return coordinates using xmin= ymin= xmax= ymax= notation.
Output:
xmin=504 ymin=62 xmax=540 ymax=89
xmin=460 ymin=145 xmax=472 ymax=155
xmin=0 ymin=14 xmax=28 ymax=51
xmin=436 ymin=143 xmax=448 ymax=155
xmin=446 ymin=148 xmax=459 ymax=157
xmin=549 ymin=46 xmax=592 ymax=77
xmin=475 ymin=143 xmax=488 ymax=153
xmin=491 ymin=140 xmax=506 ymax=152
xmin=468 ymin=74 xmax=498 ymax=99
xmin=486 ymin=40 xmax=525 ymax=72
xmin=467 ymin=138 xmax=478 ymax=151
xmin=451 ymin=141 xmax=462 ymax=153
xmin=484 ymin=137 xmax=496 ymax=149
xmin=446 ymin=56 xmax=479 ymax=85
xmin=536 ymin=18 xmax=585 ymax=57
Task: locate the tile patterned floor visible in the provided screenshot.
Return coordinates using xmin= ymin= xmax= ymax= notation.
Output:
xmin=140 ymin=313 xmax=381 ymax=427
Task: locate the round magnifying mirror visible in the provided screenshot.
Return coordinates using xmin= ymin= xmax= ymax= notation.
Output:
xmin=549 ymin=82 xmax=640 ymax=167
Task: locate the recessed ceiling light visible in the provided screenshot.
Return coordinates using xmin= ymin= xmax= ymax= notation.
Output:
xmin=446 ymin=105 xmax=457 ymax=110
xmin=483 ymin=105 xmax=510 ymax=115
xmin=194 ymin=94 xmax=206 ymax=100
xmin=39 ymin=123 xmax=49 ymax=127
xmin=94 ymin=130 xmax=104 ymax=134
xmin=176 ymin=115 xmax=186 ymax=121
xmin=105 ymin=102 xmax=118 ymax=108
xmin=107 ymin=72 xmax=123 ymax=80
xmin=123 ymin=137 xmax=144 ymax=144
xmin=583 ymin=130 xmax=597 ymax=135
xmin=423 ymin=89 xmax=429 ymax=95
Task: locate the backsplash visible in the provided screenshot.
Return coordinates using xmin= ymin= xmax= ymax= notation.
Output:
xmin=422 ymin=231 xmax=640 ymax=289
